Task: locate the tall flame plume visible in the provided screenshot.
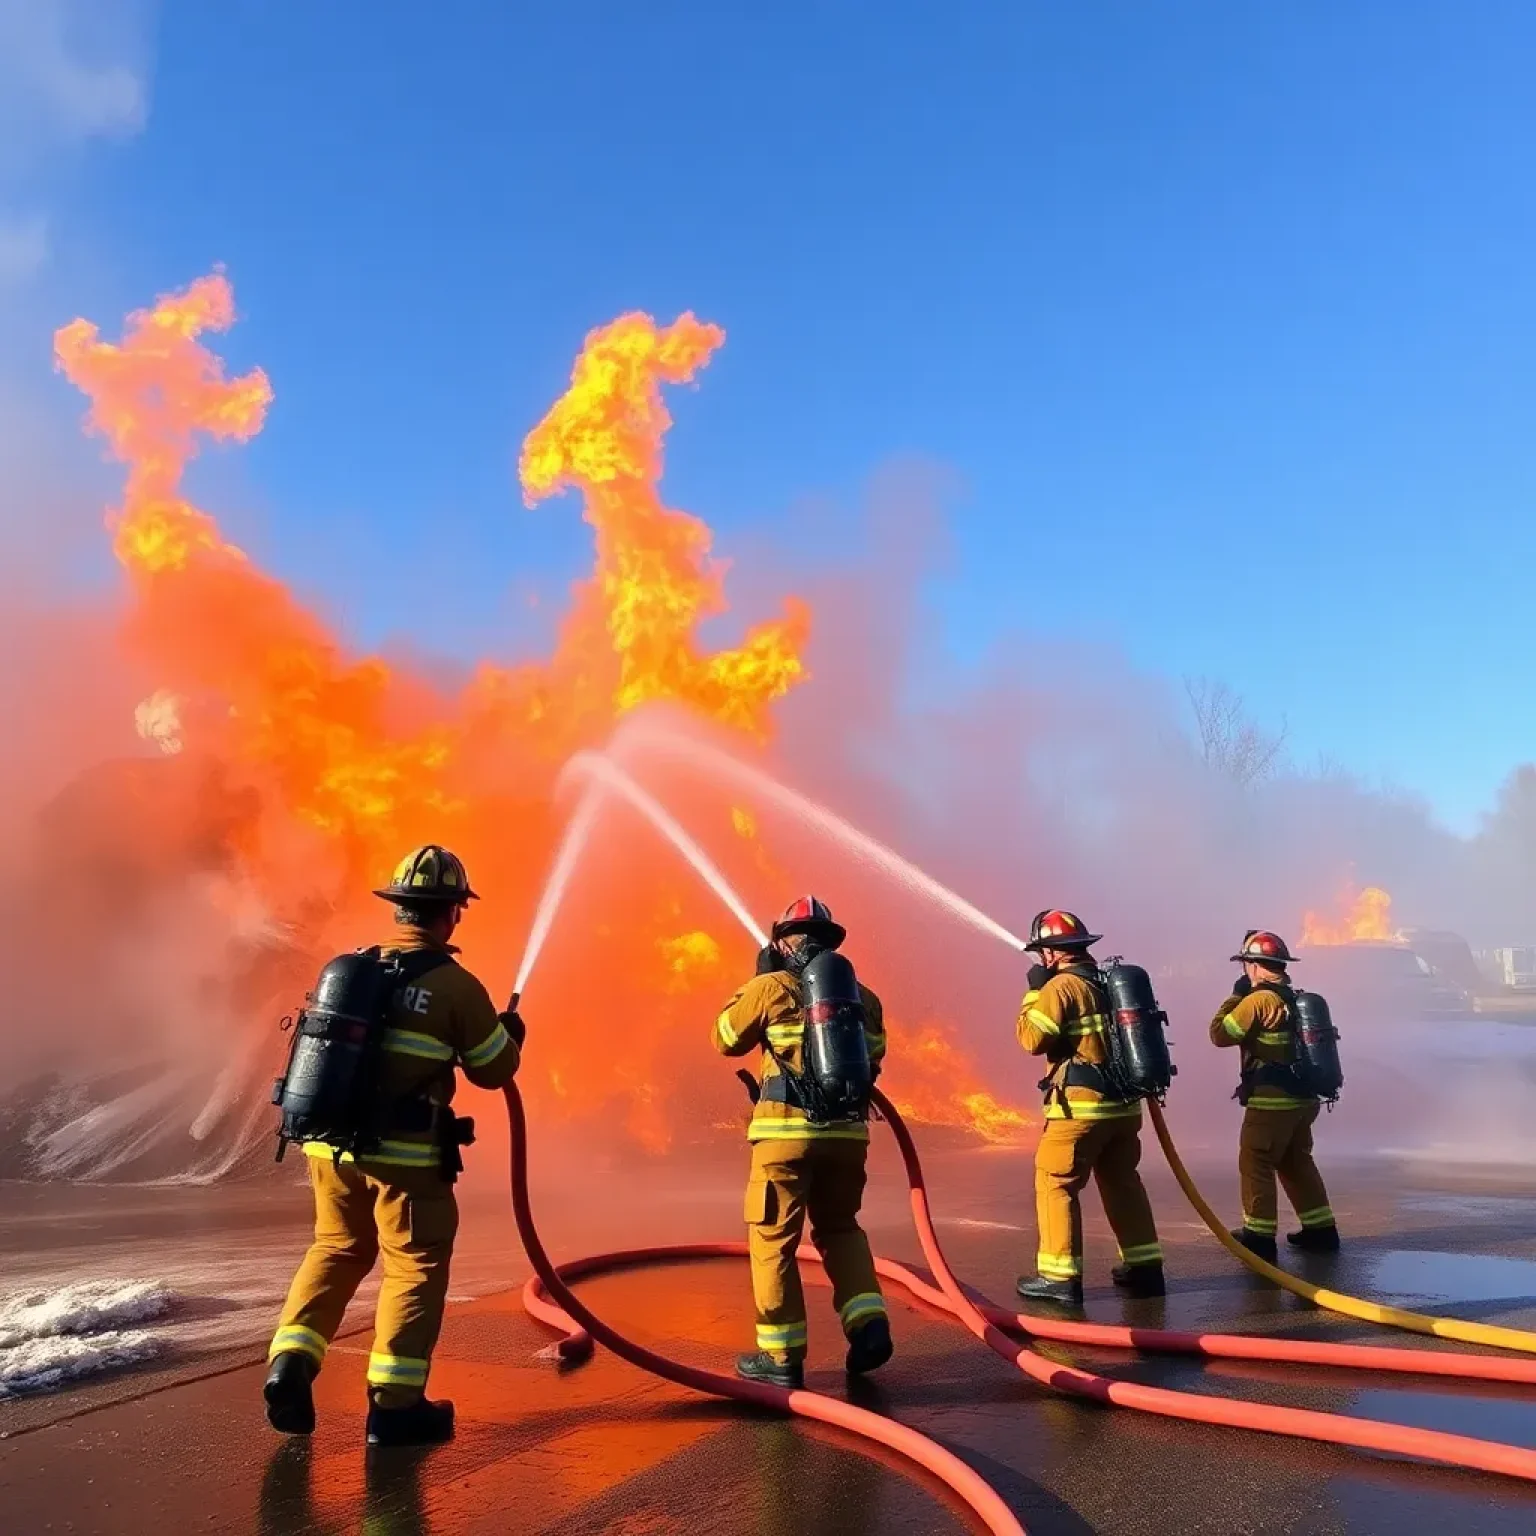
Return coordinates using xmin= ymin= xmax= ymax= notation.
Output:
xmin=50 ymin=272 xmax=1025 ymax=1154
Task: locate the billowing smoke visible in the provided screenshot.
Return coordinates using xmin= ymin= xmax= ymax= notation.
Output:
xmin=0 ymin=269 xmax=1530 ymax=1193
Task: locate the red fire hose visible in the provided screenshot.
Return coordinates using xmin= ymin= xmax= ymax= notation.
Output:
xmin=516 ymin=1084 xmax=1536 ymax=1518
xmin=504 ymin=1083 xmax=1025 ymax=1536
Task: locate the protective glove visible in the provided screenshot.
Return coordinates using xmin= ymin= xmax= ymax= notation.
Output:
xmin=1231 ymin=974 xmax=1252 ymax=998
xmin=755 ymin=944 xmax=783 ymax=976
xmin=1026 ymin=964 xmax=1051 ymax=992
xmin=499 ymin=1004 xmax=527 ymax=1048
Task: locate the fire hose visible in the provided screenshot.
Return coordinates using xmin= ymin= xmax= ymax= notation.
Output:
xmin=503 ymin=1082 xmax=1026 ymax=1536
xmin=513 ymin=1083 xmax=1536 ymax=1534
xmin=1145 ymin=1099 xmax=1536 ymax=1355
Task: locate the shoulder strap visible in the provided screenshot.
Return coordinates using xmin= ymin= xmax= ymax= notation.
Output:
xmin=388 ymin=949 xmax=457 ymax=988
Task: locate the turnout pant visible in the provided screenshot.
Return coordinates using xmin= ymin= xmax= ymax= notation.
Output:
xmin=745 ymin=1138 xmax=887 ymax=1363
xmin=1034 ymin=1115 xmax=1163 ymax=1282
xmin=1239 ymin=1104 xmax=1334 ymax=1237
xmin=268 ymin=1156 xmax=459 ymax=1408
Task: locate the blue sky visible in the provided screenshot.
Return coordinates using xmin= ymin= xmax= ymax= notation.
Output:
xmin=15 ymin=3 xmax=1536 ymax=832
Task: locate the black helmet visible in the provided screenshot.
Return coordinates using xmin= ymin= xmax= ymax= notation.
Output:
xmin=374 ymin=844 xmax=478 ymax=905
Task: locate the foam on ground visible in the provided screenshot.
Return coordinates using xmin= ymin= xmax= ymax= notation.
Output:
xmin=0 ymin=1279 xmax=176 ymax=1397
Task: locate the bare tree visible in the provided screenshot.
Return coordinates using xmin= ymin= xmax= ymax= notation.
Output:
xmin=1183 ymin=676 xmax=1288 ymax=789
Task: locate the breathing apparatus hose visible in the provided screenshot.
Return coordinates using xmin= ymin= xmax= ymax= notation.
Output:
xmin=524 ymin=1089 xmax=1536 ymax=1485
xmin=502 ymin=1083 xmax=1026 ymax=1536
xmin=1146 ymin=1100 xmax=1536 ymax=1356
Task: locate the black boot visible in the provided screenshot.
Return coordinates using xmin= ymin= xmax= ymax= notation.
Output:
xmin=1015 ymin=1274 xmax=1084 ymax=1307
xmin=365 ymin=1394 xmax=455 ymax=1448
xmin=734 ymin=1352 xmax=804 ymax=1390
xmin=1110 ymin=1262 xmax=1166 ymax=1297
xmin=1231 ymin=1227 xmax=1279 ymax=1264
xmin=263 ymin=1351 xmax=317 ymax=1436
xmin=1287 ymin=1223 xmax=1341 ymax=1253
xmin=845 ymin=1316 xmax=893 ymax=1376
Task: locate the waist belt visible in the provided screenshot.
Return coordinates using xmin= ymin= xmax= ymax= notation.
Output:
xmin=387 ymin=1096 xmax=476 ymax=1179
xmin=759 ymin=1072 xmax=868 ymax=1122
xmin=1236 ymin=1062 xmax=1307 ymax=1104
xmin=1039 ymin=1061 xmax=1131 ymax=1100
xmin=760 ymin=1074 xmax=804 ymax=1107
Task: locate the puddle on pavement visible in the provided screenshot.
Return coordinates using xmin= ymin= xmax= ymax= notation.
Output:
xmin=1367 ymin=1248 xmax=1536 ymax=1304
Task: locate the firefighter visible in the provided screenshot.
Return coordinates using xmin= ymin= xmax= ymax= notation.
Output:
xmin=1211 ymin=930 xmax=1339 ymax=1262
xmin=264 ymin=845 xmax=524 ymax=1447
xmin=1015 ymin=910 xmax=1165 ymax=1306
xmin=711 ymin=896 xmax=892 ymax=1389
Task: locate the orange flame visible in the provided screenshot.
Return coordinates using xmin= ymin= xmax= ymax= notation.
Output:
xmin=886 ymin=1021 xmax=1032 ymax=1144
xmin=51 ymin=272 xmax=1018 ymax=1148
xmin=1301 ymin=884 xmax=1401 ymax=946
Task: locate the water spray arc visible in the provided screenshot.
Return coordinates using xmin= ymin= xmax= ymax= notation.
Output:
xmin=620 ymin=719 xmax=1029 ymax=952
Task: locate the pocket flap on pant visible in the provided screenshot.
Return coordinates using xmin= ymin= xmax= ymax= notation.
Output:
xmin=743 ymin=1179 xmax=774 ymax=1224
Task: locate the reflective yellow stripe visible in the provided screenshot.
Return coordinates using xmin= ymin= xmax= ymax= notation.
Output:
xmin=366 ymin=1352 xmax=429 ymax=1387
xmin=746 ymin=1118 xmax=870 ymax=1142
xmin=715 ymin=1011 xmax=740 ymax=1049
xmin=302 ymin=1139 xmax=441 ymax=1168
xmin=1025 ymin=1007 xmax=1061 ymax=1036
xmin=1043 ymin=1099 xmax=1143 ymax=1121
xmin=462 ymin=1021 xmax=510 ymax=1069
xmin=755 ymin=1322 xmax=808 ymax=1351
xmin=381 ymin=1028 xmax=454 ymax=1062
xmin=1246 ymin=1094 xmax=1311 ymax=1110
xmin=269 ymin=1324 xmax=328 ymax=1364
xmin=1255 ymin=1032 xmax=1291 ymax=1048
xmin=839 ymin=1292 xmax=887 ymax=1331
xmin=765 ymin=1026 xmax=802 ymax=1046
xmin=1065 ymin=1013 xmax=1108 ymax=1038
xmin=1243 ymin=1215 xmax=1279 ymax=1235
xmin=1117 ymin=1242 xmax=1164 ymax=1265
xmin=1222 ymin=1014 xmax=1247 ymax=1041
xmin=1037 ymin=1251 xmax=1082 ymax=1279
xmin=1297 ymin=1206 xmax=1335 ymax=1227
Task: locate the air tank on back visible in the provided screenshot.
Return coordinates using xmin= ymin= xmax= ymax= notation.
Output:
xmin=1100 ymin=960 xmax=1175 ymax=1101
xmin=800 ymin=949 xmax=872 ymax=1120
xmin=1293 ymin=989 xmax=1344 ymax=1103
xmin=272 ymin=951 xmax=391 ymax=1151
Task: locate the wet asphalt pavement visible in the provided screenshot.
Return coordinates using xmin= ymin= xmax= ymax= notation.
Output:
xmin=5 ymin=1144 xmax=1536 ymax=1534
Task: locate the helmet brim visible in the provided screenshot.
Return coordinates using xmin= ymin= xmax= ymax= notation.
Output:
xmin=1231 ymin=950 xmax=1294 ymax=965
xmin=374 ymin=887 xmax=479 ymax=904
xmin=772 ymin=919 xmax=846 ymax=948
xmin=1025 ymin=933 xmax=1101 ymax=953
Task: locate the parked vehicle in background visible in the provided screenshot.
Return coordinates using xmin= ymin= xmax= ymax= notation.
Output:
xmin=1400 ymin=929 xmax=1486 ymax=998
xmin=1298 ymin=941 xmax=1474 ymax=1020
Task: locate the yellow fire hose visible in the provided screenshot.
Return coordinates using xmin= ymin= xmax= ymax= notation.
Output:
xmin=1146 ymin=1101 xmax=1536 ymax=1355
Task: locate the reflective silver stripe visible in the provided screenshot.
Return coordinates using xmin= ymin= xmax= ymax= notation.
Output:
xmin=382 ymin=1028 xmax=454 ymax=1062
xmin=462 ymin=1021 xmax=510 ymax=1069
xmin=269 ymin=1325 xmax=327 ymax=1363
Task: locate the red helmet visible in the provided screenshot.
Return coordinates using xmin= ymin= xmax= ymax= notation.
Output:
xmin=1231 ymin=930 xmax=1298 ymax=966
xmin=771 ymin=894 xmax=846 ymax=948
xmin=1025 ymin=909 xmax=1101 ymax=953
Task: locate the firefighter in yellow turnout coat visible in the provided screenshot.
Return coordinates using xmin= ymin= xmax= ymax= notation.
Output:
xmin=265 ymin=845 xmax=524 ymax=1447
xmin=1211 ymin=930 xmax=1339 ymax=1263
xmin=712 ymin=896 xmax=893 ymax=1389
xmin=1015 ymin=910 xmax=1164 ymax=1306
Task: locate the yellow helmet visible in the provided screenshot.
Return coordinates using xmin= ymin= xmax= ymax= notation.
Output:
xmin=373 ymin=844 xmax=479 ymax=904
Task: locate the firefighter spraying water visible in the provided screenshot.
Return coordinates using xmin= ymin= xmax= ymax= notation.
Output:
xmin=1014 ymin=910 xmax=1169 ymax=1307
xmin=712 ymin=896 xmax=892 ymax=1388
xmin=265 ymin=845 xmax=525 ymax=1446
